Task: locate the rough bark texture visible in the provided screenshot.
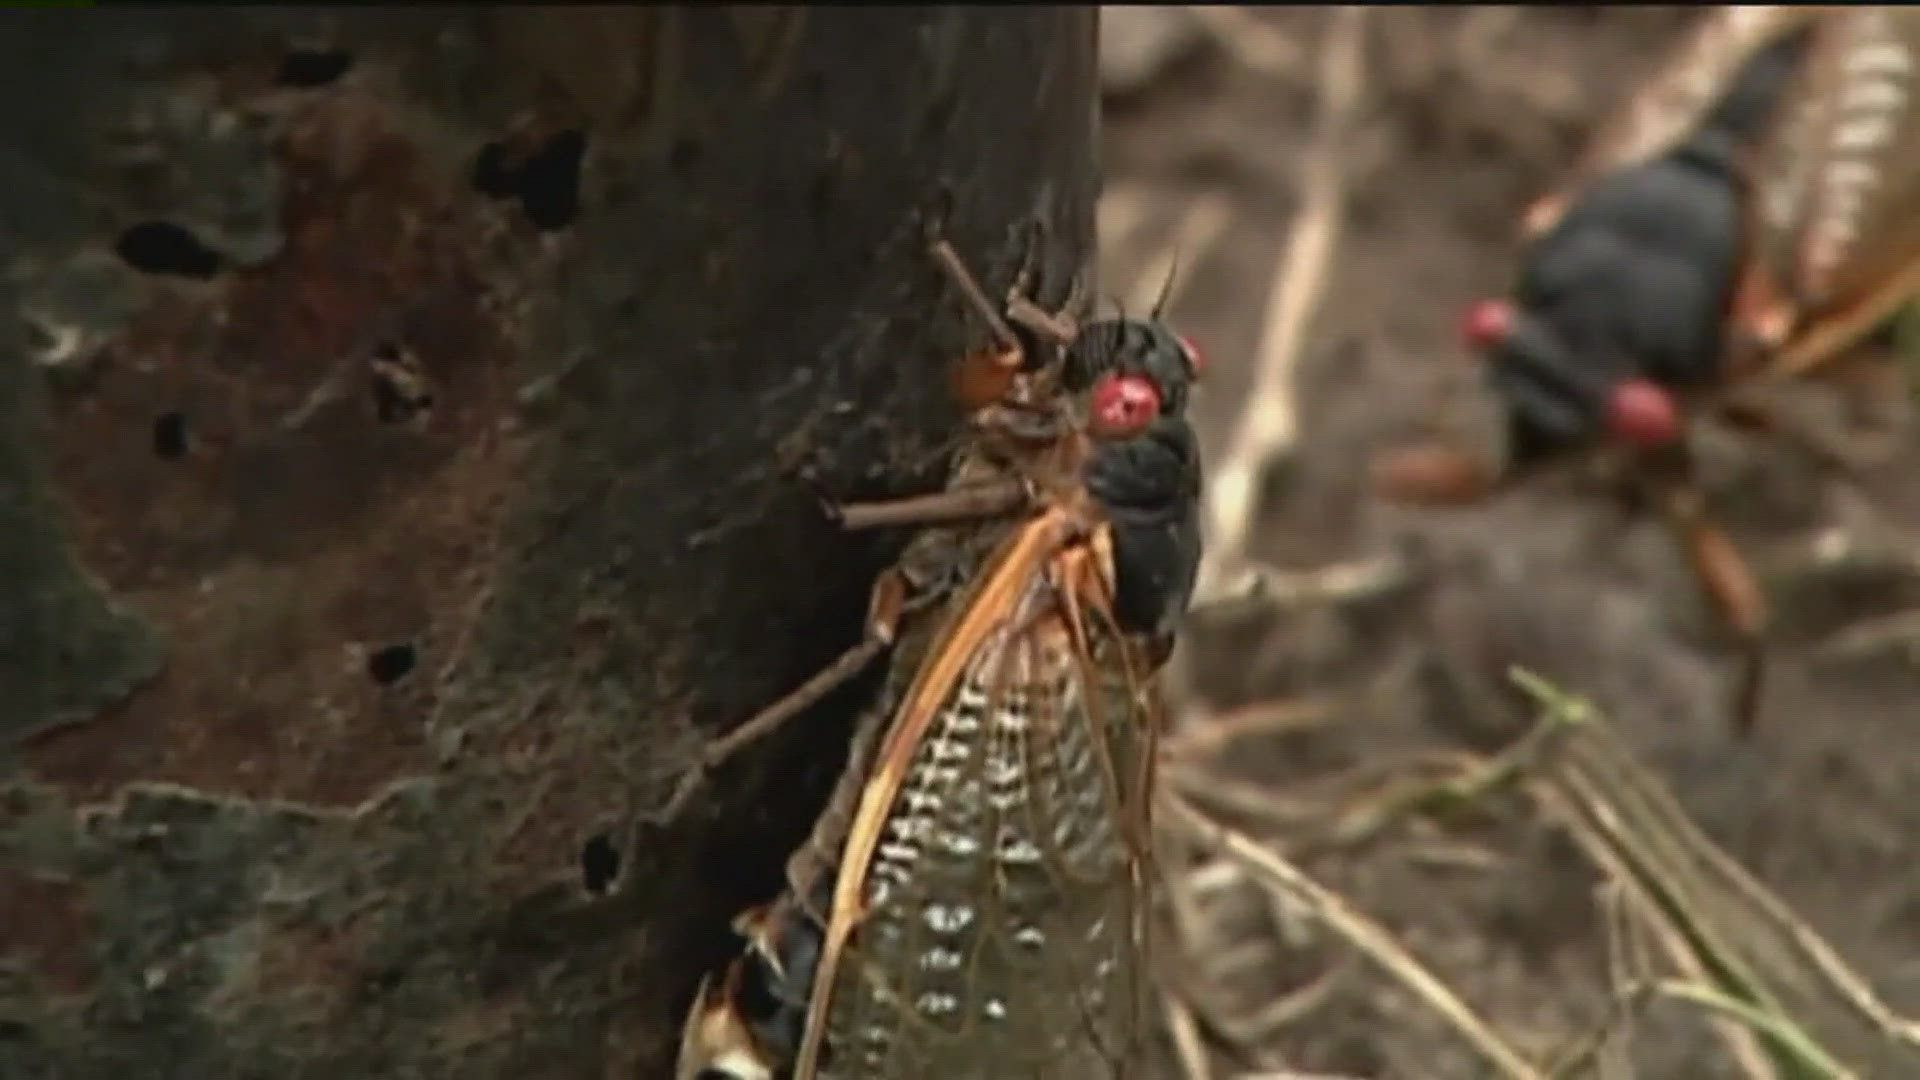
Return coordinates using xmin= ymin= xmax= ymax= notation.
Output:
xmin=0 ymin=8 xmax=1098 ymax=1078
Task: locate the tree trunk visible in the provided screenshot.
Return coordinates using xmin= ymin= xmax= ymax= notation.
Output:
xmin=0 ymin=8 xmax=1099 ymax=1077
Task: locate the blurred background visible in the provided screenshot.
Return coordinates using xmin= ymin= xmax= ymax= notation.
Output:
xmin=1100 ymin=7 xmax=1920 ymax=1078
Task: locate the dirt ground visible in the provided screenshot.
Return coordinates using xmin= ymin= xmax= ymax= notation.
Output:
xmin=1098 ymin=8 xmax=1920 ymax=1078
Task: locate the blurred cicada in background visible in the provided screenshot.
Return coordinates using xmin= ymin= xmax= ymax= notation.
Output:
xmin=1373 ymin=6 xmax=1920 ymax=734
xmin=676 ymin=234 xmax=1204 ymax=1079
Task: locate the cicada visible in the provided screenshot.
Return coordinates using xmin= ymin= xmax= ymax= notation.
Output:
xmin=1372 ymin=7 xmax=1920 ymax=734
xmin=675 ymin=232 xmax=1205 ymax=1079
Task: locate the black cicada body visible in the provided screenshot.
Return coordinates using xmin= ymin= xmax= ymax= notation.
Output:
xmin=1375 ymin=7 xmax=1920 ymax=733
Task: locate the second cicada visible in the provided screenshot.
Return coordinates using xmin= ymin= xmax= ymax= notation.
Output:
xmin=1373 ymin=7 xmax=1920 ymax=734
xmin=676 ymin=233 xmax=1206 ymax=1079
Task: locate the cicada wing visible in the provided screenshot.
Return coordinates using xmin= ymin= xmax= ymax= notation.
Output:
xmin=989 ymin=617 xmax=1156 ymax=1077
xmin=1524 ymin=6 xmax=1818 ymax=242
xmin=811 ymin=574 xmax=1155 ymax=1079
xmin=1065 ymin=600 xmax=1164 ymax=1079
xmin=1750 ymin=8 xmax=1920 ymax=380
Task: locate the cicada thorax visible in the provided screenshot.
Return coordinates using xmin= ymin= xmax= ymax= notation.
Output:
xmin=676 ymin=241 xmax=1205 ymax=1079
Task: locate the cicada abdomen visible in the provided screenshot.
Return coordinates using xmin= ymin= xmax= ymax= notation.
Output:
xmin=1740 ymin=8 xmax=1920 ymax=380
xmin=676 ymin=239 xmax=1204 ymax=1080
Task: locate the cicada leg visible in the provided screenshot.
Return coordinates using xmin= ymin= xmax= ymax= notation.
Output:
xmin=830 ymin=478 xmax=1030 ymax=531
xmin=1007 ymin=289 xmax=1081 ymax=351
xmin=1655 ymin=478 xmax=1769 ymax=736
xmin=1002 ymin=215 xmax=1086 ymax=350
xmin=1368 ymin=442 xmax=1506 ymax=507
xmin=930 ymin=237 xmax=1021 ymax=355
xmin=934 ymin=233 xmax=1025 ymax=410
xmin=700 ymin=565 xmax=918 ymax=768
xmin=935 ymin=222 xmax=1087 ymax=410
xmin=1714 ymin=392 xmax=1883 ymax=476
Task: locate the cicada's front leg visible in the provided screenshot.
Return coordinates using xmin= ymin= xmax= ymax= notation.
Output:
xmin=931 ymin=234 xmax=1029 ymax=413
xmin=1005 ymin=283 xmax=1082 ymax=354
xmin=829 ymin=481 xmax=1031 ymax=532
xmin=698 ymin=562 xmax=924 ymax=770
xmin=1368 ymin=442 xmax=1507 ymax=508
xmin=995 ymin=215 xmax=1086 ymax=353
xmin=935 ymin=220 xmax=1088 ymax=410
xmin=1653 ymin=476 xmax=1769 ymax=736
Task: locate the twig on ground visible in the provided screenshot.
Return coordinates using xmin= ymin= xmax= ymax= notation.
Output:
xmin=1165 ymin=987 xmax=1216 ymax=1080
xmin=1163 ymin=791 xmax=1545 ymax=1080
xmin=1515 ymin=670 xmax=1920 ymax=1078
xmin=1171 ymin=697 xmax=1338 ymax=761
xmin=1305 ymin=695 xmax=1580 ymax=856
xmin=1200 ymin=5 xmax=1369 ymax=594
xmin=1223 ymin=963 xmax=1351 ymax=1045
xmin=1190 ymin=556 xmax=1408 ymax=616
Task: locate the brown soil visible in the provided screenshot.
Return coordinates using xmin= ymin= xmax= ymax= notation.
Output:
xmin=1102 ymin=8 xmax=1920 ymax=1078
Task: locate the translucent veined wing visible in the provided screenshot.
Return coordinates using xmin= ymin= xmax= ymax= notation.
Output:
xmin=1523 ymin=6 xmax=1819 ymax=243
xmin=795 ymin=507 xmax=1159 ymax=1080
xmin=1745 ymin=8 xmax=1920 ymax=379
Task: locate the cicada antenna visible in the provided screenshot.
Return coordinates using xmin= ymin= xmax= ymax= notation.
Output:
xmin=1151 ymin=247 xmax=1182 ymax=321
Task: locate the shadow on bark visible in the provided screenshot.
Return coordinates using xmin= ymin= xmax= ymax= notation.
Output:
xmin=0 ymin=8 xmax=1098 ymax=1077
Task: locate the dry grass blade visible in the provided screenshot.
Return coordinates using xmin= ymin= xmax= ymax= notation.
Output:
xmin=1201 ymin=5 xmax=1369 ymax=592
xmin=1303 ymin=695 xmax=1577 ymax=857
xmin=1190 ymin=557 xmax=1408 ymax=614
xmin=1164 ymin=987 xmax=1215 ymax=1080
xmin=1514 ymin=672 xmax=1920 ymax=1080
xmin=1162 ymin=791 xmax=1546 ymax=1080
xmin=1541 ymin=882 xmax=1656 ymax=1080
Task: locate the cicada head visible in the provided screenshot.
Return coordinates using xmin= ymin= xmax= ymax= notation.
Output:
xmin=1065 ymin=309 xmax=1206 ymax=639
xmin=1065 ymin=316 xmax=1202 ymax=435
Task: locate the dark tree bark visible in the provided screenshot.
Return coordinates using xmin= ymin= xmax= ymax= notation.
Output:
xmin=0 ymin=8 xmax=1098 ymax=1077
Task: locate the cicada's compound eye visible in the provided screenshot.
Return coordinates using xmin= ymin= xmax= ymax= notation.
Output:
xmin=1460 ymin=298 xmax=1514 ymax=353
xmin=1605 ymin=377 xmax=1682 ymax=448
xmin=1088 ymin=372 xmax=1162 ymax=438
xmin=1175 ymin=333 xmax=1203 ymax=381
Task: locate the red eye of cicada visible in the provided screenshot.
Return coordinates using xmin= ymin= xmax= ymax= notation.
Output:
xmin=1460 ymin=298 xmax=1514 ymax=352
xmin=1605 ymin=377 xmax=1682 ymax=448
xmin=1089 ymin=373 xmax=1162 ymax=437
